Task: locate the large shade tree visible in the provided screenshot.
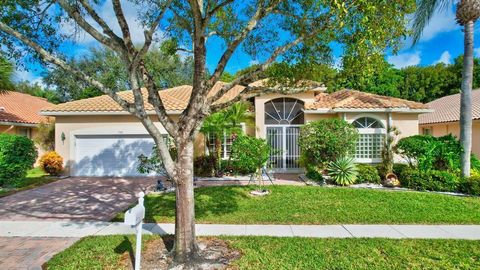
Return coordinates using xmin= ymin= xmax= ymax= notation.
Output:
xmin=412 ymin=0 xmax=480 ymax=177
xmin=0 ymin=0 xmax=415 ymax=265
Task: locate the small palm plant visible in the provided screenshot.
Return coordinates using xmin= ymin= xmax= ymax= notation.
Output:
xmin=327 ymin=156 xmax=358 ymax=186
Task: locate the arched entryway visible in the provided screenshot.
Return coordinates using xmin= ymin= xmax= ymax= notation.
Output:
xmin=265 ymin=98 xmax=304 ymax=171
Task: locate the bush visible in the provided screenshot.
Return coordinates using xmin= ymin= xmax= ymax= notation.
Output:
xmin=33 ymin=121 xmax=55 ymax=151
xmin=327 ymin=156 xmax=358 ymax=186
xmin=393 ymin=163 xmax=411 ymax=181
xmin=299 ymin=119 xmax=358 ymax=173
xmin=0 ymin=134 xmax=38 ymax=187
xmin=39 ymin=151 xmax=63 ymax=175
xmin=401 ymin=169 xmax=460 ymax=192
xmin=194 ymin=155 xmax=216 ymax=177
xmin=230 ymin=135 xmax=270 ymax=174
xmin=458 ymin=176 xmax=480 ymax=196
xmin=356 ymin=164 xmax=380 ymax=184
xmin=395 ymin=134 xmax=476 ymax=172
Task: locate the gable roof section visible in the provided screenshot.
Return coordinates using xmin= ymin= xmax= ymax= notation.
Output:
xmin=42 ymin=82 xmax=245 ymax=114
xmin=305 ymin=89 xmax=429 ymax=111
xmin=0 ymin=91 xmax=53 ymax=125
xmin=419 ymin=89 xmax=480 ymax=125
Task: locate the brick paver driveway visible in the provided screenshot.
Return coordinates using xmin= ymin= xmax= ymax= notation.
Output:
xmin=0 ymin=177 xmax=156 ymax=221
xmin=0 ymin=237 xmax=79 ymax=270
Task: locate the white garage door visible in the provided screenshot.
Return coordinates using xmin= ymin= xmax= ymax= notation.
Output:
xmin=74 ymin=135 xmax=155 ymax=177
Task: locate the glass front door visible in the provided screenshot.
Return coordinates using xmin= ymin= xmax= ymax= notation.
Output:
xmin=266 ymin=126 xmax=301 ymax=171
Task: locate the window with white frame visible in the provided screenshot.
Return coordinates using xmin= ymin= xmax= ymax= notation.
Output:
xmin=206 ymin=132 xmax=234 ymax=159
xmin=352 ymin=117 xmax=386 ymax=162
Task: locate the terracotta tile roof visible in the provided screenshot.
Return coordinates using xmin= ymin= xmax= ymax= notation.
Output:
xmin=305 ymin=89 xmax=429 ymax=111
xmin=42 ymin=82 xmax=245 ymax=113
xmin=419 ymin=89 xmax=480 ymax=125
xmin=0 ymin=91 xmax=53 ymax=125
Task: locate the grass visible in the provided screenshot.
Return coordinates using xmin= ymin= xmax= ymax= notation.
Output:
xmin=46 ymin=235 xmax=480 ymax=270
xmin=0 ymin=167 xmax=57 ymax=198
xmin=113 ymin=185 xmax=480 ymax=224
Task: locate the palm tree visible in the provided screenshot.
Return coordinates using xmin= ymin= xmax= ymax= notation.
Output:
xmin=200 ymin=102 xmax=251 ymax=175
xmin=412 ymin=0 xmax=480 ymax=177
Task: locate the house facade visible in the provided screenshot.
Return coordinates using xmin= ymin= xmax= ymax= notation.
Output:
xmin=419 ymin=89 xmax=480 ymax=157
xmin=0 ymin=91 xmax=53 ymax=160
xmin=42 ymin=82 xmax=431 ymax=177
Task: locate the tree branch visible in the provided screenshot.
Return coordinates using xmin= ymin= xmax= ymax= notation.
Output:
xmin=77 ymin=0 xmax=125 ymax=46
xmin=207 ymin=35 xmax=304 ymax=105
xmin=207 ymin=0 xmax=234 ymax=17
xmin=112 ymin=0 xmax=136 ymax=54
xmin=57 ymin=0 xmax=126 ymax=54
xmin=207 ymin=0 xmax=278 ymax=86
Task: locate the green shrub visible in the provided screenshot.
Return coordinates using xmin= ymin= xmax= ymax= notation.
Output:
xmin=393 ymin=163 xmax=411 ymax=181
xmin=401 ymin=169 xmax=460 ymax=192
xmin=222 ymin=159 xmax=255 ymax=175
xmin=305 ymin=168 xmax=324 ymax=183
xmin=299 ymin=119 xmax=358 ymax=174
xmin=356 ymin=164 xmax=380 ymax=184
xmin=194 ymin=155 xmax=216 ymax=177
xmin=395 ymin=134 xmax=476 ymax=172
xmin=327 ymin=156 xmax=358 ymax=186
xmin=458 ymin=176 xmax=480 ymax=196
xmin=230 ymin=135 xmax=271 ymax=174
xmin=0 ymin=134 xmax=38 ymax=187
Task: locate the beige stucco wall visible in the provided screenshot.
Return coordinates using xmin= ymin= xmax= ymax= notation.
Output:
xmin=254 ymin=92 xmax=317 ymax=139
xmin=419 ymin=120 xmax=480 ymax=158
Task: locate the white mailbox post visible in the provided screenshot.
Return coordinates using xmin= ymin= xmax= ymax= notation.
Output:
xmin=124 ymin=192 xmax=146 ymax=270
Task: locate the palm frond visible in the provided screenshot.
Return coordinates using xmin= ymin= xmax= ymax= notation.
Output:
xmin=411 ymin=0 xmax=455 ymax=45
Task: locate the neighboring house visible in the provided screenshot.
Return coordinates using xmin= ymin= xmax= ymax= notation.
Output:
xmin=41 ymin=82 xmax=431 ymax=177
xmin=419 ymin=89 xmax=480 ymax=157
xmin=0 ymin=91 xmax=54 ymax=159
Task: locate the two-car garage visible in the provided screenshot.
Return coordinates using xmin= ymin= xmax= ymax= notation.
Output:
xmin=73 ymin=134 xmax=155 ymax=177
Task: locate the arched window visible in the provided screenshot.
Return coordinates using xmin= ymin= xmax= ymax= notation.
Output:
xmin=352 ymin=117 xmax=386 ymax=162
xmin=264 ymin=98 xmax=304 ymax=125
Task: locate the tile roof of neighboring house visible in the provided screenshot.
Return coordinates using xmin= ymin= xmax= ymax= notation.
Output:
xmin=419 ymin=89 xmax=480 ymax=125
xmin=0 ymin=91 xmax=53 ymax=125
xmin=42 ymin=82 xmax=245 ymax=113
xmin=305 ymin=89 xmax=429 ymax=111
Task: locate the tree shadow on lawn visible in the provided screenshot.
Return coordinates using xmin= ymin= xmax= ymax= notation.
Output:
xmin=144 ymin=186 xmax=252 ymax=222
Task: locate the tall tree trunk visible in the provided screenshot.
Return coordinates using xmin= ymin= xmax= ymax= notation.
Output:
xmin=173 ymin=139 xmax=197 ymax=263
xmin=460 ymin=21 xmax=474 ymax=178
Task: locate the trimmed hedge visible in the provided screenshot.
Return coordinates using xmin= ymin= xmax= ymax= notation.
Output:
xmin=458 ymin=176 xmax=480 ymax=196
xmin=0 ymin=134 xmax=38 ymax=187
xmin=400 ymin=169 xmax=460 ymax=193
xmin=357 ymin=164 xmax=381 ymax=184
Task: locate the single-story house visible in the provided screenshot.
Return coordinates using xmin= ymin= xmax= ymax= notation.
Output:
xmin=0 ymin=91 xmax=53 ymax=159
xmin=41 ymin=82 xmax=431 ymax=176
xmin=419 ymin=89 xmax=480 ymax=157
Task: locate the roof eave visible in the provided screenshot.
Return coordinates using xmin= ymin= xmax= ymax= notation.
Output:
xmin=40 ymin=110 xmax=183 ymax=116
xmin=0 ymin=121 xmax=39 ymax=127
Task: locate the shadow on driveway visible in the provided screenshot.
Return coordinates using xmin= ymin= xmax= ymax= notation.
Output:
xmin=0 ymin=177 xmax=156 ymax=221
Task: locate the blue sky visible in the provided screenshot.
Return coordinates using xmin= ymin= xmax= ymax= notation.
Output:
xmin=12 ymin=2 xmax=480 ymax=86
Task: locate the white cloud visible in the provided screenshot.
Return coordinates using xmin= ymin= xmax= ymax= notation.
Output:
xmin=475 ymin=48 xmax=480 ymax=58
xmin=14 ymin=69 xmax=45 ymax=87
xmin=434 ymin=51 xmax=451 ymax=65
xmin=61 ymin=1 xmax=151 ymax=46
xmin=387 ymin=51 xmax=421 ymax=68
xmin=249 ymin=59 xmax=259 ymax=66
xmin=413 ymin=7 xmax=460 ymax=42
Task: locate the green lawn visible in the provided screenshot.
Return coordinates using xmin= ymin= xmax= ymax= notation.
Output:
xmin=0 ymin=167 xmax=57 ymax=198
xmin=114 ymin=185 xmax=480 ymax=224
xmin=46 ymin=235 xmax=480 ymax=270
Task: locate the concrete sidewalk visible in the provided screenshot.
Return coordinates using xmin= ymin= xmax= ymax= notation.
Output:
xmin=1 ymin=221 xmax=480 ymax=239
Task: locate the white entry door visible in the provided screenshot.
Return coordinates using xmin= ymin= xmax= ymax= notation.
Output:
xmin=266 ymin=126 xmax=301 ymax=172
xmin=74 ymin=135 xmax=155 ymax=177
